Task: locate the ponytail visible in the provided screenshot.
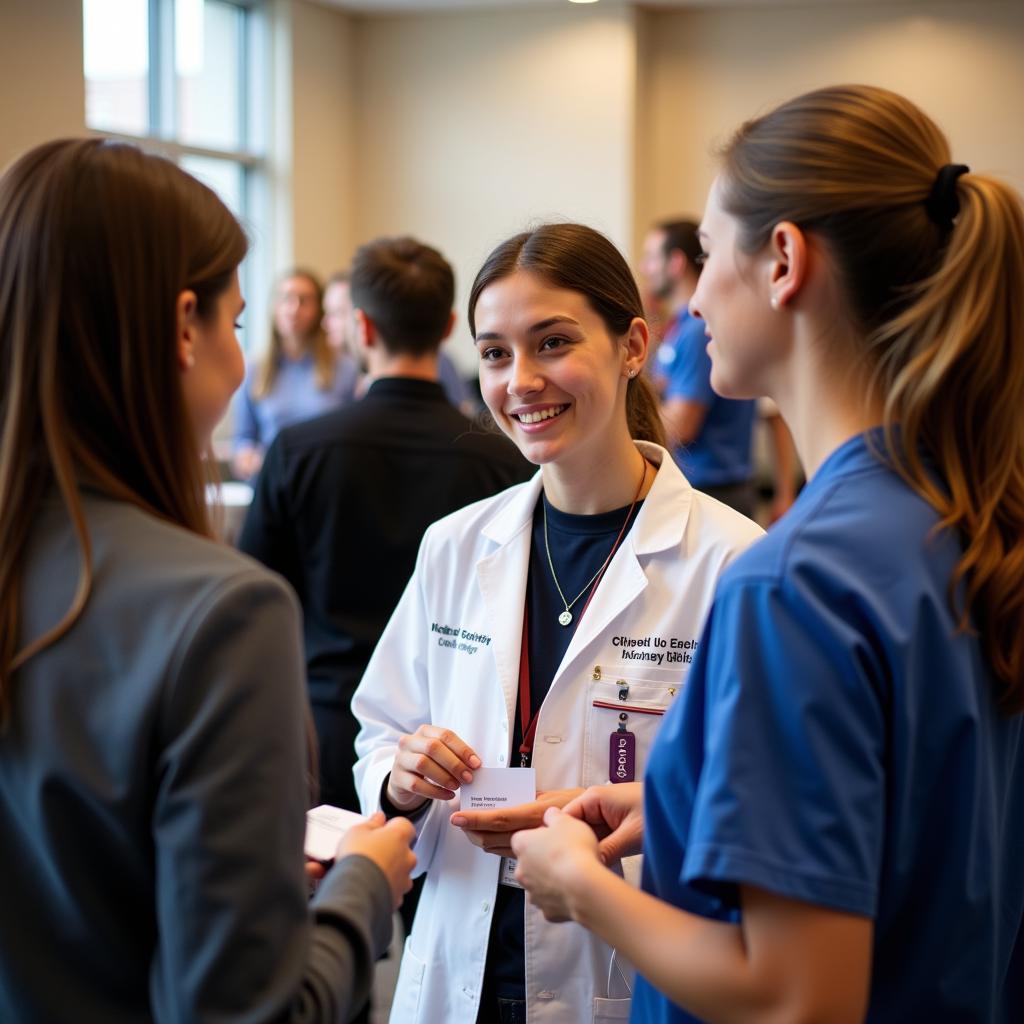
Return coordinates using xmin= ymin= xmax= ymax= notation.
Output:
xmin=721 ymin=85 xmax=1024 ymax=713
xmin=874 ymin=173 xmax=1024 ymax=713
xmin=628 ymin=375 xmax=667 ymax=448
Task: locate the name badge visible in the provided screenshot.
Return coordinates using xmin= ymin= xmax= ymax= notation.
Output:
xmin=500 ymin=856 xmax=523 ymax=889
xmin=609 ymin=714 xmax=636 ymax=783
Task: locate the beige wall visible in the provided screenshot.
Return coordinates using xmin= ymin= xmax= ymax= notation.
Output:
xmin=289 ymin=0 xmax=359 ymax=277
xmin=3 ymin=0 xmax=1023 ymax=352
xmin=348 ymin=2 xmax=637 ymax=368
xmin=635 ymin=0 xmax=1024 ymax=253
xmin=0 ymin=0 xmax=85 ymax=171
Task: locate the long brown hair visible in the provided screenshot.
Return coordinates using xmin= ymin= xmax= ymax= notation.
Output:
xmin=720 ymin=85 xmax=1024 ymax=713
xmin=253 ymin=267 xmax=334 ymax=398
xmin=0 ymin=139 xmax=248 ymax=724
xmin=468 ymin=223 xmax=666 ymax=448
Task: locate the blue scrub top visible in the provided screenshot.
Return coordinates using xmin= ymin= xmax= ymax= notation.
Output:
xmin=633 ymin=433 xmax=1024 ymax=1023
xmin=661 ymin=310 xmax=755 ymax=488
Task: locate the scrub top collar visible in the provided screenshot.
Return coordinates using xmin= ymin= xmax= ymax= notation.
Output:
xmin=803 ymin=429 xmax=895 ymax=496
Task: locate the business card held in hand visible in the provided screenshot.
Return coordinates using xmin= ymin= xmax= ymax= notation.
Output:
xmin=459 ymin=766 xmax=536 ymax=811
xmin=304 ymin=804 xmax=366 ymax=863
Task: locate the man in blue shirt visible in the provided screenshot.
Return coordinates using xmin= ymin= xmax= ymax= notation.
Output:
xmin=641 ymin=220 xmax=758 ymax=517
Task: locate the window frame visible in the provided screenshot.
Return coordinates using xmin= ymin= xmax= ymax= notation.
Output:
xmin=85 ymin=0 xmax=271 ymax=349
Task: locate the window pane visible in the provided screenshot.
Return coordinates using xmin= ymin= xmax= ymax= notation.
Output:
xmin=83 ymin=0 xmax=149 ymax=135
xmin=177 ymin=0 xmax=243 ymax=151
xmin=180 ymin=153 xmax=243 ymax=215
xmin=180 ymin=154 xmax=252 ymax=348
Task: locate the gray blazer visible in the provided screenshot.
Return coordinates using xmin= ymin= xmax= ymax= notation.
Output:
xmin=0 ymin=491 xmax=391 ymax=1023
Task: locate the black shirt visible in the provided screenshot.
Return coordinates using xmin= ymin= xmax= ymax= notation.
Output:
xmin=485 ymin=493 xmax=644 ymax=1003
xmin=238 ymin=377 xmax=533 ymax=810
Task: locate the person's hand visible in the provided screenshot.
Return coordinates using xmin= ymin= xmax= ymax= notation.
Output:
xmin=336 ymin=812 xmax=417 ymax=911
xmin=386 ymin=725 xmax=481 ymax=812
xmin=511 ymin=807 xmax=604 ymax=922
xmin=449 ymin=788 xmax=583 ymax=858
xmin=305 ymin=858 xmax=327 ymax=896
xmin=231 ymin=446 xmax=263 ymax=481
xmin=562 ymin=782 xmax=645 ymax=865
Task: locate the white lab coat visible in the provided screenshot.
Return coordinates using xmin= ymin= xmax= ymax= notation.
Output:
xmin=353 ymin=442 xmax=763 ymax=1024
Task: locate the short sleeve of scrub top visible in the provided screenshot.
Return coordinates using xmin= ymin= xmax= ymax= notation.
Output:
xmin=643 ymin=569 xmax=887 ymax=922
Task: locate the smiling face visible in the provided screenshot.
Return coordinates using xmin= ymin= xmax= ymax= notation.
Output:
xmin=690 ymin=176 xmax=785 ymax=399
xmin=474 ymin=271 xmax=636 ymax=470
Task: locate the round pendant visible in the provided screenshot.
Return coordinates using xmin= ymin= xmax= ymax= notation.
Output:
xmin=558 ymin=610 xmax=573 ymax=626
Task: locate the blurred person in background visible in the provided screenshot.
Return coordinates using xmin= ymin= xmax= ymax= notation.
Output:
xmin=325 ymin=264 xmax=478 ymax=416
xmin=232 ymin=268 xmax=359 ymax=479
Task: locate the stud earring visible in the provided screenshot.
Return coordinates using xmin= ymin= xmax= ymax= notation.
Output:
xmin=628 ymin=368 xmax=637 ymax=378
xmin=184 ymin=351 xmax=196 ymax=368
xmin=770 ymin=295 xmax=780 ymax=311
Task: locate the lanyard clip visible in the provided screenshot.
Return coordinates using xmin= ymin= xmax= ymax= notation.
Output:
xmin=617 ymin=680 xmax=629 ymax=701
xmin=617 ymin=712 xmax=629 ymax=732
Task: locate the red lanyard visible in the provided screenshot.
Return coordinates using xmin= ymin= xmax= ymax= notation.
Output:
xmin=516 ymin=542 xmax=614 ymax=766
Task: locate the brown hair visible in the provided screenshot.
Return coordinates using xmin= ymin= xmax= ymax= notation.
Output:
xmin=350 ymin=236 xmax=455 ymax=357
xmin=253 ymin=267 xmax=334 ymax=398
xmin=0 ymin=138 xmax=247 ymax=724
xmin=468 ymin=223 xmax=666 ymax=448
xmin=720 ymin=84 xmax=1024 ymax=713
xmin=656 ymin=219 xmax=703 ymax=276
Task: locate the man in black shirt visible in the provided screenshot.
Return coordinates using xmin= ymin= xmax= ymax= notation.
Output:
xmin=239 ymin=237 xmax=531 ymax=813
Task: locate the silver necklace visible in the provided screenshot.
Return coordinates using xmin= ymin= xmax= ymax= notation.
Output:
xmin=542 ymin=459 xmax=648 ymax=627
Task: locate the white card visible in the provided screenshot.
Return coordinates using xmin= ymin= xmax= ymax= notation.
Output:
xmin=458 ymin=766 xmax=537 ymax=811
xmin=304 ymin=804 xmax=367 ymax=863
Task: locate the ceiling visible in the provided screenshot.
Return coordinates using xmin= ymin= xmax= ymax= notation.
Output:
xmin=321 ymin=0 xmax=864 ymax=13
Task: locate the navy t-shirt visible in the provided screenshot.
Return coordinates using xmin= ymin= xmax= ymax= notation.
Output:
xmin=633 ymin=433 xmax=1024 ymax=1023
xmin=485 ymin=492 xmax=644 ymax=1003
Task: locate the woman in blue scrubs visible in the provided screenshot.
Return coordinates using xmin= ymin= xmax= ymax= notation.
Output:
xmin=510 ymin=84 xmax=1024 ymax=1023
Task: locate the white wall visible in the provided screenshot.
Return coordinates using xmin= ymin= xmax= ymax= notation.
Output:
xmin=634 ymin=0 xmax=1024 ymax=251
xmin=0 ymin=0 xmax=85 ymax=171
xmin=349 ymin=1 xmax=638 ymax=370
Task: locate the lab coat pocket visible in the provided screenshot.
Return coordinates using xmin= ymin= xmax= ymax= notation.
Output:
xmin=593 ymin=996 xmax=632 ymax=1021
xmin=583 ymin=670 xmax=678 ymax=786
xmin=392 ymin=936 xmax=427 ymax=1021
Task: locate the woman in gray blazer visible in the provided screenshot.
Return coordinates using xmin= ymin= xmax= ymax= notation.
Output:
xmin=0 ymin=138 xmax=414 ymax=1023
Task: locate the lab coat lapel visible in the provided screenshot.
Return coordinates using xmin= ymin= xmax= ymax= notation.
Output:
xmin=558 ymin=538 xmax=647 ymax=677
xmin=553 ymin=444 xmax=691 ymax=683
xmin=476 ymin=474 xmax=543 ymax=726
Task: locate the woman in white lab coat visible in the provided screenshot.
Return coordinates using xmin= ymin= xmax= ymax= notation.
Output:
xmin=352 ymin=223 xmax=763 ymax=1024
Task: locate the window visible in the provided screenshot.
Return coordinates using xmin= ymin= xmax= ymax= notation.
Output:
xmin=83 ymin=0 xmax=269 ymax=348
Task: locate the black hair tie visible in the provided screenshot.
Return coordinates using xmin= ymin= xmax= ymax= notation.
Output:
xmin=925 ymin=163 xmax=969 ymax=231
